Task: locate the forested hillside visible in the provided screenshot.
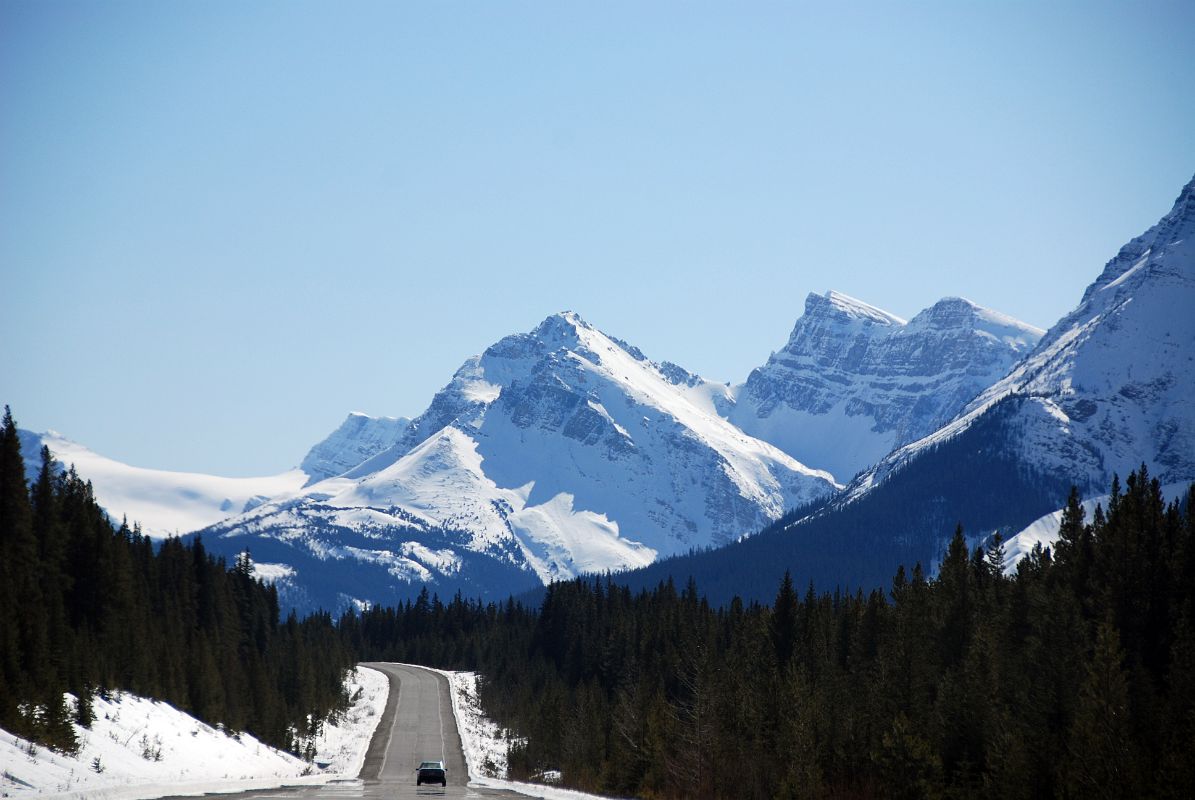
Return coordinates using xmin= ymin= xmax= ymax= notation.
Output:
xmin=0 ymin=408 xmax=355 ymax=757
xmin=344 ymin=467 xmax=1195 ymax=799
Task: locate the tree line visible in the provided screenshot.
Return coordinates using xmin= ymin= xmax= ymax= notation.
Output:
xmin=0 ymin=408 xmax=355 ymax=757
xmin=344 ymin=466 xmax=1195 ymax=799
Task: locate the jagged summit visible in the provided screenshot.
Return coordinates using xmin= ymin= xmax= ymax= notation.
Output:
xmin=813 ymin=290 xmax=908 ymax=326
xmin=1080 ymin=173 xmax=1195 ymax=307
xmin=531 ymin=310 xmax=590 ymax=339
xmin=914 ymin=296 xmax=988 ymax=326
xmin=906 ymin=297 xmax=1043 ymax=350
xmin=728 ymin=291 xmax=1042 ymax=481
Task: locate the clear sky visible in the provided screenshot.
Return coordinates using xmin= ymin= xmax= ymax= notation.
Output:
xmin=2 ymin=1 xmax=1193 ymax=476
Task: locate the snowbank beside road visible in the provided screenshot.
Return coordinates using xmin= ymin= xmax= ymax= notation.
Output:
xmin=0 ymin=666 xmax=388 ymax=800
xmin=420 ymin=665 xmax=625 ymax=800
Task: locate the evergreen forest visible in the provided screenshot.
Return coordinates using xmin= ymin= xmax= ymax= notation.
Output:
xmin=343 ymin=467 xmax=1195 ymax=799
xmin=0 ymin=408 xmax=355 ymax=757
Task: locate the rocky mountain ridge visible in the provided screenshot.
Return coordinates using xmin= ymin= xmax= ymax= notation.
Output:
xmin=728 ymin=290 xmax=1043 ymax=480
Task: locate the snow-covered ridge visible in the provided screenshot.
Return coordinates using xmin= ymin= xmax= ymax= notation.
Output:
xmin=728 ymin=290 xmax=1043 ymax=481
xmin=300 ymin=413 xmax=412 ymax=485
xmin=17 ymin=431 xmax=307 ymax=539
xmin=817 ymin=289 xmax=907 ymax=326
xmin=1076 ymin=174 xmax=1195 ymax=311
xmin=17 ymin=408 xmax=414 ymax=540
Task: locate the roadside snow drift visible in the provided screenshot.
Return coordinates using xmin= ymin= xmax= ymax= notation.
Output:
xmin=0 ymin=667 xmax=388 ymax=800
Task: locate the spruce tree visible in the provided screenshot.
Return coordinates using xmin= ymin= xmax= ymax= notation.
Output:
xmin=770 ymin=570 xmax=798 ymax=671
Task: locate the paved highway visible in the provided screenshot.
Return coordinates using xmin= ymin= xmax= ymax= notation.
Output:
xmin=359 ymin=662 xmax=469 ymax=788
xmin=159 ymin=662 xmax=529 ymax=800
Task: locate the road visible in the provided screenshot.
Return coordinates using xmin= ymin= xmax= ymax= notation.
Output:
xmin=159 ymin=662 xmax=528 ymax=800
xmin=358 ymin=662 xmax=470 ymax=788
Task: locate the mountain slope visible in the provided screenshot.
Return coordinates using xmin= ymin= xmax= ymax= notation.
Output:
xmin=199 ymin=312 xmax=839 ymax=607
xmin=728 ymin=290 xmax=1043 ymax=481
xmin=621 ymin=174 xmax=1195 ymax=603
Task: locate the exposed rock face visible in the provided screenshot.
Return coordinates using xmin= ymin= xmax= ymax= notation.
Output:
xmin=730 ymin=290 xmax=1043 ymax=481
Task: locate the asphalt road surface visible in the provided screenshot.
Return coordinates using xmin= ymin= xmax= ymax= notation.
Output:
xmin=158 ymin=662 xmax=530 ymax=800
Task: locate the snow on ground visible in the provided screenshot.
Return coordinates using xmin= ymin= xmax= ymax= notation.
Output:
xmin=307 ymin=667 xmax=389 ymax=778
xmin=0 ymin=667 xmax=388 ymax=800
xmin=419 ymin=665 xmax=625 ymax=800
xmin=1002 ymin=481 xmax=1192 ymax=574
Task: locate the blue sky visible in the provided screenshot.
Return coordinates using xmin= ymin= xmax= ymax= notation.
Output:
xmin=3 ymin=1 xmax=1193 ymax=475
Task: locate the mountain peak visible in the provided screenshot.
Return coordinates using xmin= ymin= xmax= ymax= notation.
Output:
xmin=734 ymin=288 xmax=1043 ymax=481
xmin=300 ymin=412 xmax=412 ymax=484
xmin=533 ymin=310 xmax=591 ymax=338
xmin=910 ymin=296 xmax=979 ymax=326
xmin=1179 ymin=172 xmax=1195 ymax=212
xmin=1081 ymin=172 xmax=1195 ymax=306
xmin=928 ymin=295 xmax=977 ymax=310
xmin=907 ymin=297 xmax=1044 ymax=351
xmin=806 ymin=290 xmax=907 ymax=326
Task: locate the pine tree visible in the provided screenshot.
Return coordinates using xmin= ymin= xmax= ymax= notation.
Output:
xmin=770 ymin=570 xmax=799 ymax=671
xmin=935 ymin=525 xmax=974 ymax=670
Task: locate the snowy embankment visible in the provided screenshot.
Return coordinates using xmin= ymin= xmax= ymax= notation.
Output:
xmin=422 ymin=666 xmax=625 ymax=800
xmin=0 ymin=667 xmax=388 ymax=800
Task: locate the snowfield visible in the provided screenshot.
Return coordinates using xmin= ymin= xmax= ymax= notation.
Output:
xmin=0 ymin=667 xmax=388 ymax=800
xmin=16 ymin=431 xmax=307 ymax=539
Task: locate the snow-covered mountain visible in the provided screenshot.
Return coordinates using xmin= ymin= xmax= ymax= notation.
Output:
xmin=300 ymin=412 xmax=411 ymax=485
xmin=618 ymin=173 xmax=1195 ymax=604
xmin=198 ymin=312 xmax=839 ymax=607
xmin=849 ymin=173 xmax=1195 ymax=503
xmin=29 ymin=174 xmax=1192 ymax=609
xmin=728 ymin=290 xmax=1043 ymax=481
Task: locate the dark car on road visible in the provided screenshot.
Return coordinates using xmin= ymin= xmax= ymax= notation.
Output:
xmin=416 ymin=760 xmax=446 ymax=786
